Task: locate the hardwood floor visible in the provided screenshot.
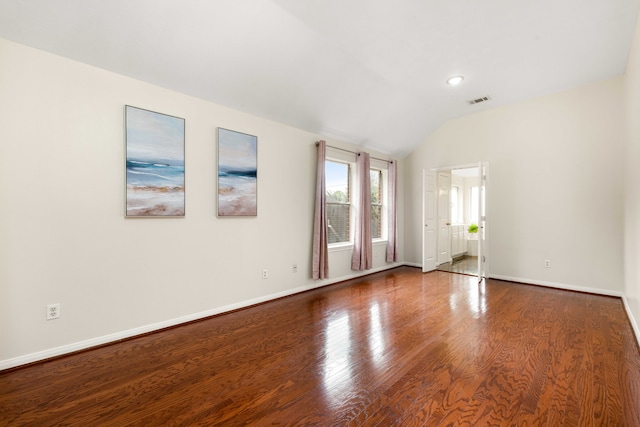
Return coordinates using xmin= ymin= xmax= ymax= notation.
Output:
xmin=437 ymin=256 xmax=478 ymax=276
xmin=1 ymin=267 xmax=639 ymax=426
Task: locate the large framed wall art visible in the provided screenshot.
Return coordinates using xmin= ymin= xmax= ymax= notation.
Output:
xmin=125 ymin=105 xmax=185 ymax=217
xmin=217 ymin=128 xmax=257 ymax=216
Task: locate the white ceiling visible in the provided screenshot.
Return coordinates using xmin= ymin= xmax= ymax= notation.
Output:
xmin=1 ymin=0 xmax=638 ymax=157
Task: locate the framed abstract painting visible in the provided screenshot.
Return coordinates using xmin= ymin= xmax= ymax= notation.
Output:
xmin=125 ymin=105 xmax=185 ymax=217
xmin=217 ymin=128 xmax=257 ymax=216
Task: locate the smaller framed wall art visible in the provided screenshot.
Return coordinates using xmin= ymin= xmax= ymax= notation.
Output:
xmin=217 ymin=128 xmax=258 ymax=216
xmin=125 ymin=105 xmax=185 ymax=217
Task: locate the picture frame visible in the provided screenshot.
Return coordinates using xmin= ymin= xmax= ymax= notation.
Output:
xmin=125 ymin=105 xmax=185 ymax=217
xmin=217 ymin=128 xmax=258 ymax=216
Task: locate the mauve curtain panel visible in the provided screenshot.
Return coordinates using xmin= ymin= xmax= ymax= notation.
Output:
xmin=312 ymin=141 xmax=329 ymax=279
xmin=351 ymin=152 xmax=372 ymax=271
xmin=386 ymin=160 xmax=398 ymax=262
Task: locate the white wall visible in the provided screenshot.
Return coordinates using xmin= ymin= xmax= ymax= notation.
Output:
xmin=623 ymin=14 xmax=640 ymax=338
xmin=404 ymin=77 xmax=625 ymax=294
xmin=0 ymin=38 xmax=403 ymax=368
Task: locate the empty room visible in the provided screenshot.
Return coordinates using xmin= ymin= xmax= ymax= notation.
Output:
xmin=1 ymin=0 xmax=639 ymax=425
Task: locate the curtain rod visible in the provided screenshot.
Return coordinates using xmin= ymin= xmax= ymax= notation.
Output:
xmin=315 ymin=141 xmax=393 ymax=164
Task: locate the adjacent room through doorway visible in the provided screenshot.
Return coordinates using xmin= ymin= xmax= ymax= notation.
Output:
xmin=433 ymin=165 xmax=485 ymax=277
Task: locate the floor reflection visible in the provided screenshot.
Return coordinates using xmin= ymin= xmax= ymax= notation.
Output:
xmin=437 ymin=255 xmax=478 ymax=276
xmin=322 ymin=313 xmax=353 ymax=405
xmin=448 ymin=276 xmax=487 ymax=319
xmin=368 ymin=303 xmax=386 ymax=367
xmin=468 ymin=280 xmax=487 ymax=317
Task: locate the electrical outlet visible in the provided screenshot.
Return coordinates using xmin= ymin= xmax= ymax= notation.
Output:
xmin=47 ymin=303 xmax=60 ymax=320
xmin=262 ymin=269 xmax=268 ymax=279
xmin=292 ymin=264 xmax=298 ymax=273
xmin=544 ymin=260 xmax=551 ymax=268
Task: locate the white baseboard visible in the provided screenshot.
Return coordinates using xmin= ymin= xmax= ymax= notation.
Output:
xmin=0 ymin=263 xmax=405 ymax=371
xmin=311 ymin=262 xmax=405 ymax=288
xmin=622 ymin=296 xmax=640 ymax=347
xmin=489 ymin=274 xmax=624 ymax=297
xmin=491 ymin=274 xmax=639 ymax=348
xmin=7 ymin=266 xmax=634 ymax=371
xmin=403 ymin=262 xmax=422 ymax=268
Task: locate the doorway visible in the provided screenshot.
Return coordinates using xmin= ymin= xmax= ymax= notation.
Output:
xmin=423 ymin=163 xmax=488 ymax=280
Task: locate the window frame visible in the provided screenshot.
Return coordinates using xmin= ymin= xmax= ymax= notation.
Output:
xmin=470 ymin=186 xmax=479 ymax=224
xmin=450 ymin=185 xmax=461 ymax=224
xmin=370 ymin=168 xmax=384 ymax=241
xmin=324 ymin=150 xmax=390 ymax=249
xmin=370 ymin=157 xmax=389 ymax=243
xmin=325 ymin=158 xmax=353 ymax=247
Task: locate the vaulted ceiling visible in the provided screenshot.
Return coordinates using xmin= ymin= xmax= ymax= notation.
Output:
xmin=1 ymin=0 xmax=638 ymax=157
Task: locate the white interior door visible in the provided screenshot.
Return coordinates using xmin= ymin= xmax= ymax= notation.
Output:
xmin=477 ymin=162 xmax=488 ymax=281
xmin=437 ymin=171 xmax=451 ymax=266
xmin=422 ymin=170 xmax=437 ymax=272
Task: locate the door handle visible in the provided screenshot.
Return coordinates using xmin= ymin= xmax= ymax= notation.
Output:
xmin=446 ymin=222 xmax=451 ymax=225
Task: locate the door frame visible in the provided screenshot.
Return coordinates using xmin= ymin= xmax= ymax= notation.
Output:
xmin=422 ymin=170 xmax=437 ymax=272
xmin=436 ymin=171 xmax=452 ymax=266
xmin=422 ymin=162 xmax=489 ymax=280
xmin=477 ymin=162 xmax=489 ymax=281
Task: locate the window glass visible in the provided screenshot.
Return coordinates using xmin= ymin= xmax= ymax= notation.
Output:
xmin=326 ymin=161 xmax=350 ymax=244
xmin=370 ymin=169 xmax=382 ymax=239
xmin=450 ymin=185 xmax=460 ymax=224
xmin=470 ymin=186 xmax=479 ymax=224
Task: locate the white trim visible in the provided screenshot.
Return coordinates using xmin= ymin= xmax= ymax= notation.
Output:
xmin=622 ymin=296 xmax=640 ymax=347
xmin=328 ymin=242 xmax=353 ymax=252
xmin=434 ymin=162 xmax=482 ymax=172
xmin=311 ymin=262 xmax=404 ymax=289
xmin=329 ymin=239 xmax=387 ymax=252
xmin=489 ymin=274 xmax=624 ymax=297
xmin=488 ymin=275 xmax=639 ymax=348
xmin=6 ymin=266 xmax=632 ymax=371
xmin=403 ymin=261 xmax=423 ymax=268
xmin=0 ymin=263 xmax=404 ymax=371
xmin=370 ymin=158 xmax=389 ymax=171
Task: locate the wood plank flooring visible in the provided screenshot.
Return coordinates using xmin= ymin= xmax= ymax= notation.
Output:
xmin=436 ymin=256 xmax=478 ymax=276
xmin=1 ymin=267 xmax=639 ymax=426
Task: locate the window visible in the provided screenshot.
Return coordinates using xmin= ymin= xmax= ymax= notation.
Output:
xmin=370 ymin=169 xmax=382 ymax=239
xmin=325 ymin=156 xmax=388 ymax=245
xmin=470 ymin=186 xmax=479 ymax=224
xmin=326 ymin=160 xmax=350 ymax=244
xmin=450 ymin=185 xmax=460 ymax=224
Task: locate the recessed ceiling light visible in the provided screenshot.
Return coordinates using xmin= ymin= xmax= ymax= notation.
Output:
xmin=447 ymin=75 xmax=464 ymax=86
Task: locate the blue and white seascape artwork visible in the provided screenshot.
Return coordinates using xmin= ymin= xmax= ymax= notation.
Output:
xmin=126 ymin=106 xmax=185 ymax=217
xmin=218 ymin=128 xmax=257 ymax=216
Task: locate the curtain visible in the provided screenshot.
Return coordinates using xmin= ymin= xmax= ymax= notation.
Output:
xmin=351 ymin=152 xmax=372 ymax=271
xmin=386 ymin=160 xmax=398 ymax=262
xmin=312 ymin=140 xmax=329 ymax=279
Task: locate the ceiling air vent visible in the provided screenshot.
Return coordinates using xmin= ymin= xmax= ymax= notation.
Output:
xmin=468 ymin=96 xmax=491 ymax=105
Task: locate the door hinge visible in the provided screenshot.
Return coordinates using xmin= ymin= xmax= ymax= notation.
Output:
xmin=482 ymin=255 xmax=486 ymax=262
